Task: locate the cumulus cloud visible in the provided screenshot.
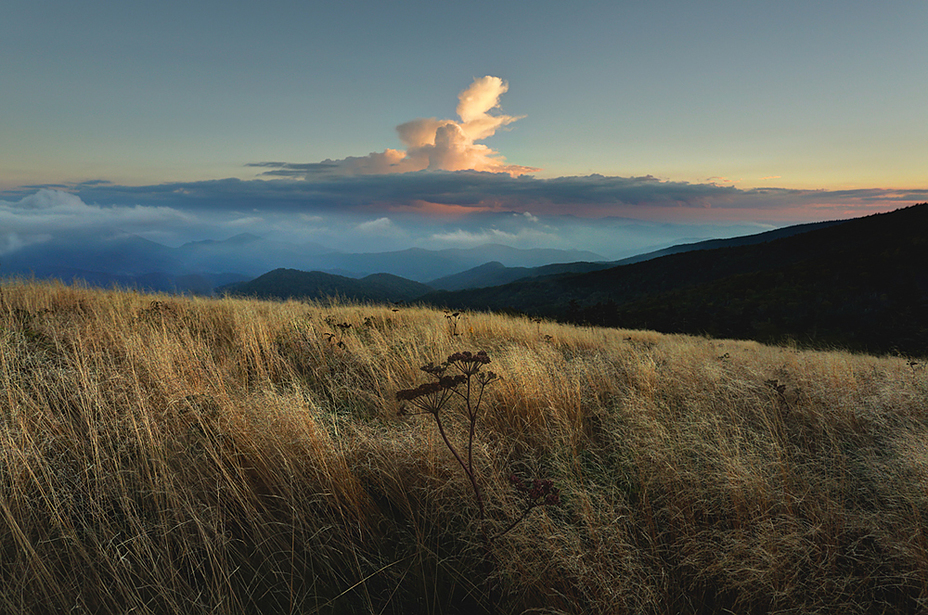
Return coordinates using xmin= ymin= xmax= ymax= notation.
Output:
xmin=251 ymin=76 xmax=539 ymax=179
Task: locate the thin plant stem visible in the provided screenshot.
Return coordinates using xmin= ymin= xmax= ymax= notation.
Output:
xmin=433 ymin=412 xmax=485 ymax=522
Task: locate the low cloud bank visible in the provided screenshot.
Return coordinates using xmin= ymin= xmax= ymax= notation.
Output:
xmin=2 ymin=179 xmax=923 ymax=261
xmin=16 ymin=172 xmax=922 ymax=219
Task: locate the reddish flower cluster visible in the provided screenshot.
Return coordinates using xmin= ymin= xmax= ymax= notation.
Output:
xmin=509 ymin=475 xmax=561 ymax=507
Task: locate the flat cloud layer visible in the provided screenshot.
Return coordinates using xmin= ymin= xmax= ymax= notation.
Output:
xmin=17 ymin=172 xmax=923 ymax=216
xmin=3 ymin=176 xmax=925 ymax=260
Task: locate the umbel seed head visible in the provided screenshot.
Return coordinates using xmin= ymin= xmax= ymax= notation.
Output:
xmin=447 ymin=350 xmax=491 ymax=365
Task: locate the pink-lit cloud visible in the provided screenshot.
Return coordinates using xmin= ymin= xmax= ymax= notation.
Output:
xmin=251 ymin=76 xmax=539 ymax=178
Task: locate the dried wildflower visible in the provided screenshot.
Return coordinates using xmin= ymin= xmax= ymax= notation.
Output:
xmin=444 ymin=310 xmax=464 ymax=336
xmin=396 ymin=350 xmax=501 ymax=525
xmin=498 ymin=473 xmax=561 ymax=537
xmin=512 ymin=477 xmax=560 ymax=507
xmin=446 ymin=350 xmax=492 ymax=377
xmin=476 ymin=371 xmax=498 ymax=387
xmin=398 ymin=350 xmax=562 ymax=611
xmin=323 ymin=332 xmax=345 ymax=349
xmin=440 ymin=374 xmax=468 ymax=388
xmin=447 ymin=350 xmax=491 ymax=365
xmin=395 ymin=379 xmax=458 ymax=416
xmin=420 ymin=362 xmax=447 ymax=376
xmin=765 ymin=379 xmax=787 ymax=396
xmin=395 ymin=381 xmax=442 ymax=402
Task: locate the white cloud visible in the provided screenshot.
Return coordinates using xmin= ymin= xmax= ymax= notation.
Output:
xmin=0 ymin=189 xmax=197 ymax=251
xmin=0 ymin=189 xmax=191 ymax=226
xmin=224 ymin=216 xmax=265 ymax=227
xmin=6 ymin=189 xmax=89 ymax=212
xmin=426 ymin=226 xmax=559 ymax=248
xmin=255 ymin=76 xmax=539 ymax=179
xmin=356 ymin=216 xmax=402 ymax=236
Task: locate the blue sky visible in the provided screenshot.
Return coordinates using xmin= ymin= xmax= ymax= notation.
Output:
xmin=2 ymin=0 xmax=926 ymax=258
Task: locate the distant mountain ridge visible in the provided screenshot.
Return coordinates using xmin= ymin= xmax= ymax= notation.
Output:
xmin=609 ymin=218 xmax=845 ymax=265
xmin=219 ymin=269 xmax=433 ymax=303
xmin=6 ymin=206 xmax=924 ymax=356
xmin=420 ymin=204 xmax=928 ymax=356
xmin=222 ymin=221 xmax=839 ymax=304
xmin=298 ymin=244 xmax=605 ymax=282
xmin=425 ymin=219 xmax=844 ymax=291
xmin=0 ymin=232 xmax=605 ymax=293
xmin=427 ymin=261 xmax=613 ymax=291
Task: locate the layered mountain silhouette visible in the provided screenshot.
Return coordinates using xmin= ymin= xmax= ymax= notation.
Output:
xmin=422 ymin=204 xmax=928 ymax=356
xmin=220 ymin=222 xmax=843 ymax=303
xmin=426 ymin=219 xmax=843 ymax=291
xmin=5 ymin=203 xmax=924 ymax=355
xmin=217 ymin=205 xmax=928 ymax=355
xmin=0 ymin=232 xmax=603 ymax=294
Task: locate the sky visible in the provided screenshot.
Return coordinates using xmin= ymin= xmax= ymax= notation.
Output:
xmin=2 ymin=0 xmax=926 ymax=259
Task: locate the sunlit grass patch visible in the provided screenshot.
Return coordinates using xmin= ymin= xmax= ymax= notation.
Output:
xmin=1 ymin=278 xmax=927 ymax=614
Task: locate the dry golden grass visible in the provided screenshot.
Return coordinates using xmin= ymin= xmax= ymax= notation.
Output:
xmin=1 ymin=278 xmax=927 ymax=614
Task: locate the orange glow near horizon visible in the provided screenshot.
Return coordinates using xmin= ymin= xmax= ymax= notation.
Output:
xmin=366 ymin=192 xmax=924 ymax=224
xmin=371 ymin=199 xmax=499 ymax=217
xmin=621 ymin=201 xmax=921 ymax=224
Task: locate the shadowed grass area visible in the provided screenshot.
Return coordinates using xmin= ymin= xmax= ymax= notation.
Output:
xmin=1 ymin=278 xmax=927 ymax=613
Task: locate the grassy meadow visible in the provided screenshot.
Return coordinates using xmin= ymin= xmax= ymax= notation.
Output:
xmin=1 ymin=279 xmax=927 ymax=614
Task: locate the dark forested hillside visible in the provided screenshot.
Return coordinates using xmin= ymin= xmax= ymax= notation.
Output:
xmin=422 ymin=204 xmax=928 ymax=356
xmin=219 ymin=268 xmax=433 ymax=303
